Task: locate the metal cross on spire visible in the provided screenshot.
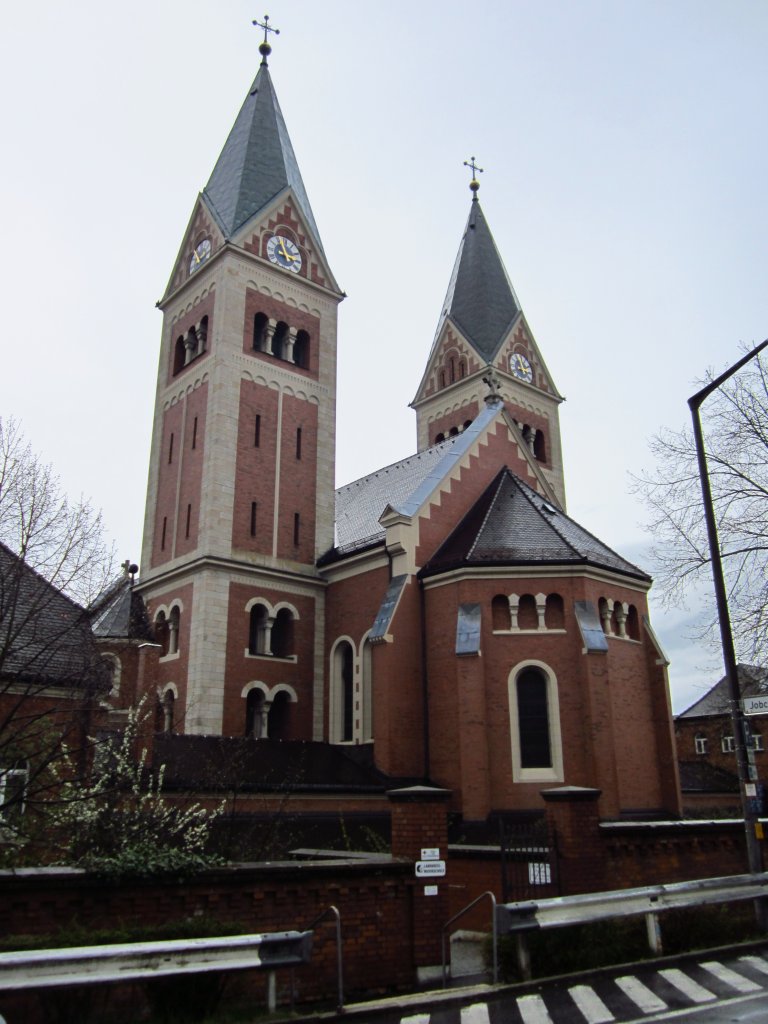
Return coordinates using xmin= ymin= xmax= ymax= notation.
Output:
xmin=253 ymin=14 xmax=280 ymax=65
xmin=463 ymin=156 xmax=484 ymax=199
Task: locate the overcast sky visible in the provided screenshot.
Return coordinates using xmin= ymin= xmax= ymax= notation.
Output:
xmin=1 ymin=1 xmax=766 ymax=712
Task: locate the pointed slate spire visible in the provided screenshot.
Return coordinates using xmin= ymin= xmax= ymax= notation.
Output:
xmin=202 ymin=63 xmax=322 ymax=248
xmin=433 ymin=199 xmax=521 ymax=363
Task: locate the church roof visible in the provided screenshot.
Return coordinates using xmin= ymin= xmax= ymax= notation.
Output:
xmin=329 ymin=400 xmax=505 ymax=558
xmin=89 ymin=575 xmax=154 ymax=641
xmin=676 ymin=664 xmax=768 ymax=719
xmin=202 ymin=62 xmax=322 ymax=246
xmin=432 ymin=199 xmax=521 ymax=362
xmin=421 ymin=467 xmax=650 ymax=581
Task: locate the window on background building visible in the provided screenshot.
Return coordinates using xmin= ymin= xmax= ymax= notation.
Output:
xmin=694 ymin=733 xmax=708 ymax=755
xmin=0 ymin=762 xmax=28 ymax=829
xmin=721 ymin=735 xmax=736 ymax=753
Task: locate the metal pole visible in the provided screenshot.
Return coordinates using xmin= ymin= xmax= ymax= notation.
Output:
xmin=688 ymin=338 xmax=768 ymax=892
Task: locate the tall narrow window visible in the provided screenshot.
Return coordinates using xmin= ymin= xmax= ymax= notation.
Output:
xmin=254 ymin=414 xmax=261 ymax=448
xmin=332 ymin=641 xmax=355 ymax=743
xmin=517 ymin=668 xmax=552 ymax=768
xmin=168 ymin=433 xmax=174 ymax=464
xmin=293 ymin=512 xmax=300 ymax=546
xmin=296 ymin=427 xmax=302 ymax=460
xmin=192 ymin=416 xmax=198 ymax=449
xmin=161 ymin=517 xmax=167 ymax=551
xmin=185 ymin=503 xmax=191 ymax=538
xmin=250 ymin=501 xmax=257 ymax=537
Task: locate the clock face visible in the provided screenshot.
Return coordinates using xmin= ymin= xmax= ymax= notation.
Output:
xmin=510 ymin=352 xmax=533 ymax=383
xmin=189 ymin=238 xmax=211 ymax=274
xmin=267 ymin=235 xmax=302 ymax=273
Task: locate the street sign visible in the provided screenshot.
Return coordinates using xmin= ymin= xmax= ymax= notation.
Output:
xmin=421 ymin=848 xmax=440 ymax=860
xmin=415 ymin=860 xmax=446 ymax=878
xmin=743 ymin=695 xmax=768 ymax=716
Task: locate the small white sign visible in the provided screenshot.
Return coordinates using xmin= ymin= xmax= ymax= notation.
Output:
xmin=421 ymin=848 xmax=440 ymax=860
xmin=743 ymin=695 xmax=768 ymax=716
xmin=416 ymin=860 xmax=446 ymax=878
xmin=746 ymin=783 xmax=757 ymax=797
xmin=424 ymin=885 xmax=438 ymax=896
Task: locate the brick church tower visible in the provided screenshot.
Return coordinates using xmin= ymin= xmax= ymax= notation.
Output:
xmin=138 ymin=29 xmax=342 ymax=738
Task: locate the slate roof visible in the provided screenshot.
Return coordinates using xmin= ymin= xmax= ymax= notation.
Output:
xmin=431 ymin=199 xmax=521 ymax=362
xmin=153 ymin=735 xmax=396 ymax=793
xmin=676 ymin=664 xmax=768 ymax=719
xmin=202 ymin=62 xmax=322 ymax=248
xmin=89 ymin=576 xmax=154 ymax=641
xmin=422 ymin=467 xmax=650 ymax=581
xmin=327 ymin=400 xmax=505 ymax=560
xmin=0 ymin=541 xmax=103 ymax=687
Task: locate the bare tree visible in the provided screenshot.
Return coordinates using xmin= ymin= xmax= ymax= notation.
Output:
xmin=633 ymin=352 xmax=768 ymax=663
xmin=0 ymin=418 xmax=115 ymax=845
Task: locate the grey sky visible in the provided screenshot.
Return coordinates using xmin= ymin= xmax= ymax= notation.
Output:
xmin=1 ymin=1 xmax=766 ymax=712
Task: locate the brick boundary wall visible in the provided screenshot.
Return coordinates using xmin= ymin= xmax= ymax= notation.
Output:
xmin=0 ymin=857 xmax=414 ymax=1020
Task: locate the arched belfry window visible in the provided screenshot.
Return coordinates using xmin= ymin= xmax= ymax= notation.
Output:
xmin=294 ymin=329 xmax=310 ymax=369
xmin=253 ymin=312 xmax=268 ymax=351
xmin=508 ymin=662 xmax=564 ymax=783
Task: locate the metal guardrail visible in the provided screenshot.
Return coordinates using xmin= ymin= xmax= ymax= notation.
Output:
xmin=495 ymin=871 xmax=768 ymax=979
xmin=0 ymin=930 xmax=313 ymax=1012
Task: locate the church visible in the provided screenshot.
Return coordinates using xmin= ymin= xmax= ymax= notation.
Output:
xmin=110 ymin=26 xmax=681 ymax=826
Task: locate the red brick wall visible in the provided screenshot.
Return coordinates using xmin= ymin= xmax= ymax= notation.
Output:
xmin=276 ymin=396 xmax=317 ymax=564
xmin=174 ymin=383 xmax=208 ymax=559
xmin=0 ymin=859 xmax=414 ymax=1014
xmin=151 ymin=402 xmax=183 ymax=567
xmin=232 ymin=381 xmax=278 ymax=554
xmin=429 ymin=401 xmax=480 ymax=444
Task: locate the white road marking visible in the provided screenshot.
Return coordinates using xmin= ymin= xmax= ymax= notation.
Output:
xmin=568 ymin=984 xmax=614 ymax=1022
xmin=402 ymin=1016 xmax=430 ymax=1024
xmin=739 ymin=953 xmax=768 ymax=977
xmin=517 ymin=993 xmax=555 ymax=1024
xmin=615 ymin=975 xmax=668 ymax=1014
xmin=658 ymin=967 xmax=716 ymax=1003
xmin=460 ymin=1003 xmax=491 ymax=1024
xmin=699 ymin=959 xmax=762 ymax=993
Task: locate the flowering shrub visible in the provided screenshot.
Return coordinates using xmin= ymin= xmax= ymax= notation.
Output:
xmin=50 ymin=700 xmax=223 ymax=879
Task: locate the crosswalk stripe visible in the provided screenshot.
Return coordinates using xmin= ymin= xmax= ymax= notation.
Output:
xmin=568 ymin=984 xmax=614 ymax=1022
xmin=739 ymin=954 xmax=768 ymax=977
xmin=517 ymin=993 xmax=555 ymax=1024
xmin=658 ymin=967 xmax=716 ymax=1003
xmin=614 ymin=975 xmax=668 ymax=1014
xmin=460 ymin=1004 xmax=491 ymax=1024
xmin=402 ymin=1016 xmax=430 ymax=1024
xmin=699 ymin=959 xmax=762 ymax=993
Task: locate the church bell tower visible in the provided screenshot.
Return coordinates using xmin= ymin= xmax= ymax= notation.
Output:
xmin=138 ymin=21 xmax=343 ymax=737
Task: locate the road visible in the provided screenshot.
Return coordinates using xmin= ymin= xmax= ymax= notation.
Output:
xmin=349 ymin=947 xmax=768 ymax=1024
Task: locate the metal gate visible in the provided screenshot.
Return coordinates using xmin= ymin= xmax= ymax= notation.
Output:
xmin=499 ymin=816 xmax=560 ymax=902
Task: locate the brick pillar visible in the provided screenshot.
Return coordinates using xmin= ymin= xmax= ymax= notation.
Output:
xmin=542 ymin=786 xmax=605 ymax=895
xmin=388 ymin=785 xmax=451 ymax=982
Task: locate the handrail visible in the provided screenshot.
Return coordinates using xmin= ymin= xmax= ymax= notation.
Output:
xmin=308 ymin=905 xmax=344 ymax=1012
xmin=441 ymin=890 xmax=497 ymax=987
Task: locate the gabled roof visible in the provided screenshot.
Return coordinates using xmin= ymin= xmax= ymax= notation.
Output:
xmin=202 ymin=63 xmax=323 ymax=247
xmin=676 ymin=664 xmax=768 ymax=719
xmin=327 ymin=399 xmax=506 ymax=560
xmin=431 ymin=199 xmax=521 ymax=363
xmin=421 ymin=467 xmax=650 ymax=581
xmin=0 ymin=541 xmax=103 ymax=686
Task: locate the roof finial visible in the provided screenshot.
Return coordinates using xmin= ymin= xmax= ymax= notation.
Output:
xmin=463 ymin=156 xmax=484 ymax=200
xmin=482 ymin=369 xmax=503 ymax=406
xmin=253 ymin=13 xmax=280 ymax=65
